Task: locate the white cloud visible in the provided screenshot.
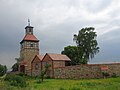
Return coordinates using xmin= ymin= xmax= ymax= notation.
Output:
xmin=0 ymin=0 xmax=120 ymax=67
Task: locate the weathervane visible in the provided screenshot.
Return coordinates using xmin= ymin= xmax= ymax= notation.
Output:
xmin=28 ymin=18 xmax=30 ymax=26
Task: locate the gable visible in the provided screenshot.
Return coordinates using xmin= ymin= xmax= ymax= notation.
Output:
xmin=32 ymin=56 xmax=41 ymax=63
xmin=42 ymin=54 xmax=52 ymax=61
xmin=31 ymin=55 xmax=44 ymax=63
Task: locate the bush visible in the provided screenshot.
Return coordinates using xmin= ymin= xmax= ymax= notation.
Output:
xmin=111 ymin=73 xmax=117 ymax=78
xmin=5 ymin=74 xmax=27 ymax=87
xmin=18 ymin=72 xmax=25 ymax=76
xmin=102 ymin=72 xmax=109 ymax=78
xmin=0 ymin=64 xmax=7 ymax=76
xmin=4 ymin=74 xmax=14 ymax=81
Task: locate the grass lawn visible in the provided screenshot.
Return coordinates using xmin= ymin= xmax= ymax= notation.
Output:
xmin=0 ymin=77 xmax=120 ymax=90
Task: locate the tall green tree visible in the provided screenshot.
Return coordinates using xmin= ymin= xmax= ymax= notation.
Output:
xmin=61 ymin=46 xmax=82 ymax=65
xmin=74 ymin=27 xmax=99 ymax=63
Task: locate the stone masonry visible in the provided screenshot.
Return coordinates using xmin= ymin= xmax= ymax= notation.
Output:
xmin=53 ymin=63 xmax=120 ymax=79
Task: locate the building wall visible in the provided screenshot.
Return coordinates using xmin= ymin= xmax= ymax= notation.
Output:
xmin=42 ymin=55 xmax=67 ymax=77
xmin=31 ymin=56 xmax=41 ymax=76
xmin=42 ymin=55 xmax=53 ymax=77
xmin=20 ymin=48 xmax=39 ymax=71
xmin=53 ymin=61 xmax=65 ymax=68
xmin=54 ymin=63 xmax=120 ymax=79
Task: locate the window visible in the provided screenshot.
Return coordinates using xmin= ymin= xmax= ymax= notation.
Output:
xmin=30 ymin=44 xmax=33 ymax=47
xmin=29 ymin=29 xmax=32 ymax=32
xmin=35 ymin=63 xmax=39 ymax=70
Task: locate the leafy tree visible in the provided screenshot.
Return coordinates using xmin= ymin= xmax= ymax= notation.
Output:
xmin=0 ymin=64 xmax=7 ymax=76
xmin=37 ymin=63 xmax=51 ymax=83
xmin=12 ymin=63 xmax=19 ymax=72
xmin=62 ymin=46 xmax=82 ymax=65
xmin=41 ymin=63 xmax=51 ymax=82
xmin=11 ymin=58 xmax=20 ymax=72
xmin=74 ymin=27 xmax=99 ymax=63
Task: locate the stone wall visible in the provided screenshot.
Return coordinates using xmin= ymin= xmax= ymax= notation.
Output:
xmin=20 ymin=48 xmax=39 ymax=71
xmin=53 ymin=63 xmax=120 ymax=79
xmin=53 ymin=61 xmax=65 ymax=68
xmin=31 ymin=56 xmax=42 ymax=76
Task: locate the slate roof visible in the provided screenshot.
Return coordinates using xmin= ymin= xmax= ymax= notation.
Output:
xmin=45 ymin=53 xmax=71 ymax=61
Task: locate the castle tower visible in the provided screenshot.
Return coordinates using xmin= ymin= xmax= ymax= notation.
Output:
xmin=19 ymin=20 xmax=39 ymax=74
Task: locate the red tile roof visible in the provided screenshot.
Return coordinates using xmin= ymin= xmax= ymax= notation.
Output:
xmin=31 ymin=55 xmax=44 ymax=63
xmin=23 ymin=34 xmax=39 ymax=41
xmin=36 ymin=55 xmax=44 ymax=61
xmin=46 ymin=53 xmax=71 ymax=61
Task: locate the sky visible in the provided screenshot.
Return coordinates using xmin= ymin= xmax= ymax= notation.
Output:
xmin=0 ymin=0 xmax=120 ymax=69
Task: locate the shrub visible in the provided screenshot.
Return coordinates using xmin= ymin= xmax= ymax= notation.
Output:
xmin=111 ymin=73 xmax=117 ymax=78
xmin=45 ymin=76 xmax=51 ymax=79
xmin=4 ymin=74 xmax=14 ymax=81
xmin=5 ymin=74 xmax=27 ymax=87
xmin=0 ymin=64 xmax=7 ymax=76
xmin=36 ymin=79 xmax=42 ymax=84
xmin=18 ymin=72 xmax=25 ymax=76
xmin=102 ymin=72 xmax=109 ymax=78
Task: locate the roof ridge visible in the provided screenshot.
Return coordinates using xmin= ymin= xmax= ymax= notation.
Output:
xmin=46 ymin=53 xmax=70 ymax=61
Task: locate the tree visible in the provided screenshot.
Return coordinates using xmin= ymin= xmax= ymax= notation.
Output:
xmin=74 ymin=27 xmax=99 ymax=63
xmin=12 ymin=63 xmax=19 ymax=72
xmin=11 ymin=58 xmax=20 ymax=72
xmin=37 ymin=63 xmax=51 ymax=83
xmin=40 ymin=63 xmax=51 ymax=82
xmin=0 ymin=64 xmax=7 ymax=76
xmin=61 ymin=46 xmax=82 ymax=65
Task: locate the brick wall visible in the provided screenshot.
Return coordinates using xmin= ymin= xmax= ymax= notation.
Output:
xmin=42 ymin=60 xmax=53 ymax=77
xmin=31 ymin=56 xmax=41 ymax=76
xmin=54 ymin=63 xmax=120 ymax=79
xmin=20 ymin=48 xmax=39 ymax=71
xmin=53 ymin=61 xmax=65 ymax=68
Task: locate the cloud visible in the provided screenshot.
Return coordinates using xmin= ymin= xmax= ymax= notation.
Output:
xmin=82 ymin=0 xmax=113 ymax=13
xmin=0 ymin=0 xmax=120 ymax=68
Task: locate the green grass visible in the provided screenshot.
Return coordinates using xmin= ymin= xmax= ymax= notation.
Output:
xmin=0 ymin=77 xmax=120 ymax=90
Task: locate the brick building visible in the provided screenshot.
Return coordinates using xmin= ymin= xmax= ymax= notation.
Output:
xmin=19 ymin=22 xmax=39 ymax=75
xmin=18 ymin=21 xmax=120 ymax=79
xmin=19 ymin=21 xmax=71 ymax=75
xmin=42 ymin=53 xmax=71 ymax=77
xmin=31 ymin=55 xmax=44 ymax=76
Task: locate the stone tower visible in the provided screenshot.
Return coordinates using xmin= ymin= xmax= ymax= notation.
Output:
xmin=19 ymin=20 xmax=39 ymax=75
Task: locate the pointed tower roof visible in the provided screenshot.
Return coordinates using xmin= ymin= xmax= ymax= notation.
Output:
xmin=23 ymin=34 xmax=39 ymax=41
xmin=20 ymin=34 xmax=39 ymax=44
xmin=20 ymin=20 xmax=39 ymax=43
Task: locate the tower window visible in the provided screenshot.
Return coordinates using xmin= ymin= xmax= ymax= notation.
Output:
xmin=29 ymin=29 xmax=32 ymax=32
xmin=30 ymin=44 xmax=33 ymax=47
